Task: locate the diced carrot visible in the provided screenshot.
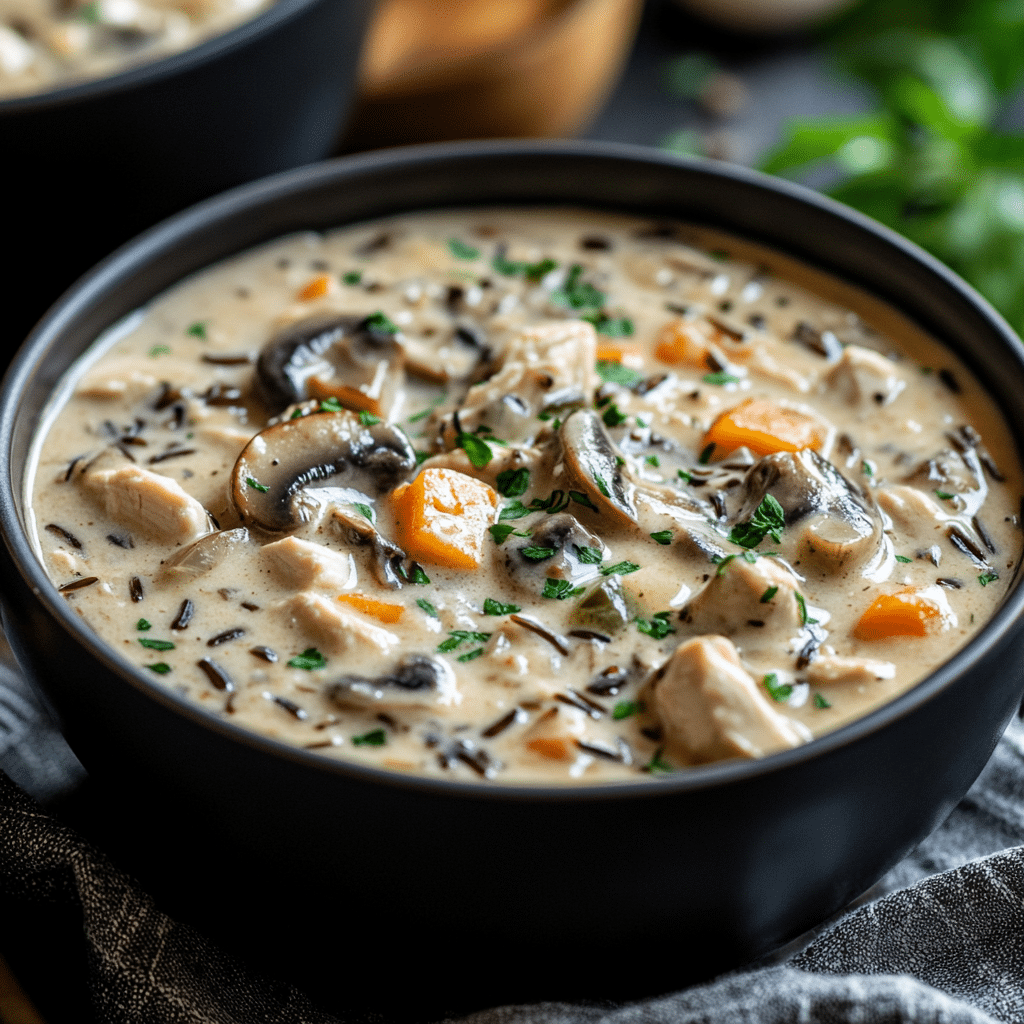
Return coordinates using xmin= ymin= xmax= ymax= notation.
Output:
xmin=337 ymin=593 xmax=404 ymax=624
xmin=702 ymin=398 xmax=828 ymax=458
xmin=596 ymin=343 xmax=643 ymax=368
xmin=854 ymin=590 xmax=944 ymax=641
xmin=296 ymin=274 xmax=332 ymax=301
xmin=306 ymin=376 xmax=383 ymax=417
xmin=391 ymin=468 xmax=498 ymax=571
xmin=654 ymin=319 xmax=709 ymax=367
xmin=526 ymin=737 xmax=573 ymax=760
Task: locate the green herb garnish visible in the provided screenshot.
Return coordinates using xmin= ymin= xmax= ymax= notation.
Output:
xmin=595 ymin=360 xmax=644 ymax=388
xmin=288 ymin=647 xmax=327 ymax=670
xmin=551 ymin=264 xmax=605 ymax=311
xmin=935 ymin=489 xmax=955 ymax=500
xmin=146 ymin=663 xmax=171 ymax=674
xmin=492 ymin=250 xmax=556 ymax=281
xmin=602 ymin=403 xmax=627 ymax=427
xmin=437 ymin=630 xmax=492 ymax=653
xmin=342 ymin=271 xmax=362 ymax=285
xmin=401 ymin=564 xmax=431 ymax=586
xmin=542 ymin=578 xmax=586 ymax=600
xmin=149 ymin=345 xmax=171 ymax=357
xmin=699 ymin=443 xmax=715 ymax=465
xmin=416 ymin=599 xmax=439 ymax=618
xmin=600 ymin=561 xmax=641 ymax=576
xmin=637 ymin=612 xmax=675 ymax=640
xmin=498 ymin=500 xmax=532 ymax=521
xmin=650 ymin=530 xmax=673 ymax=545
xmin=362 ymin=311 xmax=399 ymax=335
xmin=702 ymin=372 xmax=741 ymax=385
xmin=573 ymin=545 xmax=603 ymax=564
xmin=352 ymin=729 xmax=386 ymax=746
xmin=246 ymin=476 xmax=269 ymax=493
xmin=358 ymin=410 xmax=382 ymax=426
xmin=760 ymin=586 xmax=779 ymax=603
xmin=979 ymin=572 xmax=1000 ymax=585
xmin=319 ymin=397 xmax=343 ymax=413
xmin=496 ymin=467 xmax=530 ymax=497
xmin=529 ymin=489 xmax=571 ymax=515
xmin=677 ymin=469 xmax=693 ymax=483
xmin=646 ymin=455 xmax=660 ymax=468
xmin=728 ymin=494 xmax=786 ymax=549
xmin=569 ymin=490 xmax=600 ymax=512
xmin=483 ymin=598 xmax=521 ymax=615
xmin=457 ymin=432 xmax=492 ymax=469
xmin=644 ymin=748 xmax=673 ymax=773
xmin=763 ymin=672 xmax=794 ymax=703
xmin=613 ymin=700 xmax=644 ymax=720
xmin=448 ymin=238 xmax=481 ymax=260
xmin=185 ymin=321 xmax=207 ymax=339
xmin=795 ymin=592 xmax=819 ymax=626
xmin=585 ymin=314 xmax=634 ymax=337
xmin=814 ymin=693 xmax=832 ymax=710
xmin=136 ymin=618 xmax=151 ymax=631
xmin=353 ymin=502 xmax=374 ymax=522
xmin=895 ymin=554 xmax=913 ymax=563
xmin=138 ymin=638 xmax=174 ymax=651
xmin=458 ymin=648 xmax=485 ymax=662
xmin=521 ymin=546 xmax=557 ymax=562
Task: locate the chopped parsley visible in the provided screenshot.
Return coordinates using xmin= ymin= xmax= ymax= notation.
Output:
xmin=146 ymin=663 xmax=171 ymax=674
xmin=407 ymin=393 xmax=446 ymax=422
xmin=613 ymin=700 xmax=644 ymax=720
xmin=637 ymin=612 xmax=675 ymax=640
xmin=358 ymin=410 xmax=382 ymax=426
xmin=362 ymin=311 xmax=399 ymax=335
xmin=646 ymin=455 xmax=660 ymax=468
xmin=138 ymin=638 xmax=174 ymax=651
xmin=727 ymin=494 xmax=785 ymax=549
xmin=400 ymin=564 xmax=431 ymax=585
xmin=458 ymin=648 xmax=486 ymax=662
xmin=585 ymin=313 xmax=634 ymax=337
xmin=814 ymin=693 xmax=832 ymax=710
xmin=136 ymin=618 xmax=151 ymax=631
xmin=569 ymin=490 xmax=600 ymax=512
xmin=702 ymin=371 xmax=741 ymax=385
xmin=529 ymin=489 xmax=572 ymax=515
xmin=862 ymin=461 xmax=874 ymax=476
xmin=601 ymin=403 xmax=627 ymax=427
xmin=595 ymin=360 xmax=644 ymax=388
xmin=342 ymin=271 xmax=362 ymax=285
xmin=979 ymin=572 xmax=1000 ymax=586
xmin=551 ymin=264 xmax=605 ymax=311
xmin=483 ymin=598 xmax=521 ymax=615
xmin=447 ymin=238 xmax=481 ymax=260
xmin=594 ymin=474 xmax=611 ymax=498
xmin=352 ymin=729 xmax=387 ymax=746
xmin=149 ymin=345 xmax=171 ymax=357
xmin=699 ymin=443 xmax=716 ymax=464
xmin=416 ymin=599 xmax=439 ymax=618
xmin=935 ymin=489 xmax=955 ymax=501
xmin=498 ymin=500 xmax=532 ymax=521
xmin=288 ymin=647 xmax=327 ymax=670
xmin=246 ymin=476 xmax=269 ymax=493
xmin=760 ymin=586 xmax=779 ymax=604
xmin=763 ymin=672 xmax=793 ymax=703
xmin=456 ymin=432 xmax=492 ymax=469
xmin=542 ymin=578 xmax=586 ymax=600
xmin=644 ymin=748 xmax=673 ymax=773
xmin=437 ymin=630 xmax=492 ymax=653
xmin=677 ymin=469 xmax=693 ymax=484
xmin=492 ymin=250 xmax=557 ymax=281
xmin=650 ymin=530 xmax=673 ymax=545
xmin=353 ymin=502 xmax=374 ymax=522
xmin=521 ymin=546 xmax=557 ymax=562
xmin=319 ymin=397 xmax=343 ymax=413
xmin=496 ymin=467 xmax=530 ymax=497
xmin=795 ymin=592 xmax=818 ymax=626
xmin=185 ymin=321 xmax=208 ymax=339
xmin=415 ymin=451 xmax=430 ymax=465
xmin=895 ymin=554 xmax=913 ymax=563
xmin=489 ymin=523 xmax=530 ymax=544
xmin=573 ymin=545 xmax=603 ymax=564
xmin=600 ymin=561 xmax=641 ymax=576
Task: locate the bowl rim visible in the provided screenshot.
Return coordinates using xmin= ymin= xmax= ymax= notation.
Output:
xmin=4 ymin=137 xmax=1023 ymax=804
xmin=0 ymin=0 xmax=326 ymax=111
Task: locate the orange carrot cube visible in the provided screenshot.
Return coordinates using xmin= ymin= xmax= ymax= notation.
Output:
xmin=703 ymin=398 xmax=828 ymax=458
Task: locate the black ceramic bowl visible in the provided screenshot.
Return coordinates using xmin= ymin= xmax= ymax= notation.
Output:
xmin=2 ymin=141 xmax=1024 ymax=1017
xmin=1 ymin=0 xmax=371 ymax=350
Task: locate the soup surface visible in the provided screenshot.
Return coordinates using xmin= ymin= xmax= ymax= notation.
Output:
xmin=0 ymin=0 xmax=272 ymax=97
xmin=28 ymin=208 xmax=1023 ymax=783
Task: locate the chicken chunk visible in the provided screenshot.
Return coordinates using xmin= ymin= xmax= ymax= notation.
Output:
xmin=824 ymin=344 xmax=906 ymax=408
xmin=279 ymin=592 xmax=399 ymax=658
xmin=806 ymin=655 xmax=896 ymax=686
xmin=647 ymin=635 xmax=808 ymax=763
xmin=83 ymin=464 xmax=210 ymax=544
xmin=261 ymin=536 xmax=358 ymax=592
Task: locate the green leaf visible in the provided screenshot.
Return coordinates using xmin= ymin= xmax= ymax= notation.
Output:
xmin=448 ymin=238 xmax=481 ymax=260
xmin=585 ymin=314 xmax=634 ymax=338
xmin=550 ymin=264 xmax=605 ymax=311
xmin=650 ymin=530 xmax=673 ymax=545
xmin=489 ymin=523 xmax=516 ymax=544
xmin=319 ymin=397 xmax=343 ymax=413
xmin=935 ymin=489 xmax=955 ymax=500
xmin=601 ymin=403 xmax=627 ymax=427
xmin=407 ymin=393 xmax=446 ymax=422
xmin=895 ymin=554 xmax=913 ymax=563
xmin=636 ymin=614 xmax=676 ymax=640
xmin=644 ymin=748 xmax=673 ymax=773
xmin=728 ymin=494 xmax=786 ymax=549
xmin=496 ymin=467 xmax=530 ymax=497
xmin=402 ymin=564 xmax=431 ymax=585
xmin=612 ymin=700 xmax=644 ymax=720
xmin=595 ymin=360 xmax=644 ymax=387
xmin=146 ymin=662 xmax=171 ymax=674
xmin=521 ymin=546 xmax=557 ymax=562
xmin=416 ymin=598 xmax=439 ymax=618
xmin=569 ymin=490 xmax=600 ymax=512
xmin=438 ymin=630 xmax=492 ymax=652
xmin=352 ymin=729 xmax=386 ymax=746
xmin=353 ymin=502 xmax=374 ymax=522
xmin=149 ymin=345 xmax=171 ymax=357
xmin=979 ymin=571 xmax=1000 ymax=585
xmin=662 ymin=51 xmax=718 ymax=99
xmin=288 ymin=647 xmax=327 ymax=670
xmin=678 ymin=469 xmax=693 ymax=483
xmin=814 ymin=692 xmax=832 ymax=709
xmin=498 ymin=500 xmax=532 ymax=521
xmin=492 ymin=250 xmax=557 ymax=280
xmin=139 ymin=638 xmax=174 ymax=651
xmin=457 ymin=648 xmax=485 ymax=662
xmin=185 ymin=321 xmax=208 ymax=339
xmin=136 ymin=618 xmax=151 ymax=631
xmin=246 ymin=476 xmax=269 ymax=493
xmin=362 ymin=311 xmax=399 ymax=335
xmin=699 ymin=443 xmax=715 ymax=465
xmin=763 ymin=672 xmax=794 ymax=703
xmin=457 ymin=432 xmax=492 ymax=469
xmin=573 ymin=545 xmax=603 ymax=564
xmin=359 ymin=410 xmax=382 ymax=426
xmin=542 ymin=578 xmax=586 ymax=600
xmin=483 ymin=598 xmax=521 ymax=615
xmin=342 ymin=271 xmax=362 ymax=285
xmin=795 ymin=592 xmax=819 ymax=626
xmin=702 ymin=372 xmax=741 ymax=385
xmin=600 ymin=561 xmax=641 ymax=576
xmin=760 ymin=586 xmax=779 ymax=603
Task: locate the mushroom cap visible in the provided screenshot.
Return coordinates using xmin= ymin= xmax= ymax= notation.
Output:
xmin=560 ymin=409 xmax=638 ymax=525
xmin=255 ymin=313 xmax=405 ymax=416
xmin=231 ymin=410 xmax=416 ymax=532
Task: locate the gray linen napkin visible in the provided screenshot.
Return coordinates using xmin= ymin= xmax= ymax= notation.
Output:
xmin=2 ymin=652 xmax=1023 ymax=1023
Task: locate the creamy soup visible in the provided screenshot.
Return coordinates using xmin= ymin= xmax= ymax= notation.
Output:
xmin=0 ymin=0 xmax=272 ymax=97
xmin=27 ymin=209 xmax=1023 ymax=783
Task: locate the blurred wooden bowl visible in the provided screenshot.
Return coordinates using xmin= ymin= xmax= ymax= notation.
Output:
xmin=343 ymin=0 xmax=643 ymax=149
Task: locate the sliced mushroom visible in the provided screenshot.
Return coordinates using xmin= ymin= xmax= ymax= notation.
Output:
xmin=255 ymin=313 xmax=405 ymax=417
xmin=903 ymin=447 xmax=987 ymax=517
xmin=326 ymin=656 xmax=458 ymax=710
xmin=729 ymin=449 xmax=888 ymax=580
xmin=560 ymin=409 xmax=637 ymax=525
xmin=570 ymin=575 xmax=634 ymax=635
xmin=231 ymin=410 xmax=415 ymax=532
xmin=505 ymin=512 xmax=605 ymax=589
xmin=328 ymin=505 xmax=407 ymax=589
xmin=158 ymin=527 xmax=251 ymax=583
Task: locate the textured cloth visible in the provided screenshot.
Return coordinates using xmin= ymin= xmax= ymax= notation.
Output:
xmin=2 ymin=655 xmax=1024 ymax=1024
